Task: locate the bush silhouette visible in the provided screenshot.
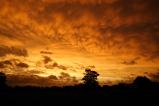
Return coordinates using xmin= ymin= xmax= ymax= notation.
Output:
xmin=82 ymin=69 xmax=100 ymax=88
xmin=0 ymin=72 xmax=7 ymax=88
xmin=133 ymin=76 xmax=152 ymax=88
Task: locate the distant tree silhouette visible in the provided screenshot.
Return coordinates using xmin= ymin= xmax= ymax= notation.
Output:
xmin=0 ymin=72 xmax=7 ymax=88
xmin=133 ymin=76 xmax=152 ymax=88
xmin=82 ymin=69 xmax=100 ymax=88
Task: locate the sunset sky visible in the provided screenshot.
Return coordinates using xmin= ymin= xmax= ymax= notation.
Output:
xmin=0 ymin=0 xmax=159 ymax=87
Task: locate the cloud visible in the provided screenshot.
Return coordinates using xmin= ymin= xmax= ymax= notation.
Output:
xmin=16 ymin=62 xmax=29 ymax=68
xmin=45 ymin=62 xmax=67 ymax=70
xmin=7 ymin=74 xmax=59 ymax=87
xmin=0 ymin=45 xmax=28 ymax=57
xmin=0 ymin=0 xmax=159 ymax=85
xmin=74 ymin=63 xmax=96 ymax=70
xmin=40 ymin=51 xmax=53 ymax=54
xmin=121 ymin=57 xmax=140 ymax=65
xmin=0 ymin=0 xmax=159 ymax=61
xmin=121 ymin=60 xmax=137 ymax=65
xmin=23 ymin=69 xmax=44 ymax=75
xmin=59 ymin=72 xmax=78 ymax=83
xmin=43 ymin=56 xmax=52 ymax=64
xmin=0 ymin=59 xmax=29 ymax=69
xmin=0 ymin=60 xmax=12 ymax=68
xmin=57 ymin=64 xmax=67 ymax=70
xmin=87 ymin=65 xmax=95 ymax=69
xmin=6 ymin=73 xmax=78 ymax=87
xmin=148 ymin=70 xmax=159 ymax=82
xmin=48 ymin=75 xmax=58 ymax=80
xmin=59 ymin=72 xmax=70 ymax=79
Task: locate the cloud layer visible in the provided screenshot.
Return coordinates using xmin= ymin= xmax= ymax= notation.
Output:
xmin=0 ymin=0 xmax=159 ymax=85
xmin=7 ymin=72 xmax=78 ymax=87
xmin=0 ymin=0 xmax=159 ymax=60
xmin=0 ymin=45 xmax=28 ymax=57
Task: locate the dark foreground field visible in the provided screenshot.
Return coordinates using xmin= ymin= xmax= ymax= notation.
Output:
xmin=1 ymin=77 xmax=159 ymax=106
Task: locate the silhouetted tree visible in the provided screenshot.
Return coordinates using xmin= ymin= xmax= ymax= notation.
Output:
xmin=133 ymin=76 xmax=152 ymax=89
xmin=0 ymin=72 xmax=7 ymax=88
xmin=82 ymin=69 xmax=100 ymax=88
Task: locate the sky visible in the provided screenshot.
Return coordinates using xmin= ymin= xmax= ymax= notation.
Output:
xmin=0 ymin=0 xmax=159 ymax=87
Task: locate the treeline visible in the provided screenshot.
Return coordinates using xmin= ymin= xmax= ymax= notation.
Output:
xmin=0 ymin=70 xmax=159 ymax=105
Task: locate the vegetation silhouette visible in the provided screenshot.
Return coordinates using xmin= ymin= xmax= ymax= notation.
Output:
xmin=132 ymin=76 xmax=152 ymax=89
xmin=82 ymin=68 xmax=100 ymax=88
xmin=0 ymin=72 xmax=7 ymax=89
xmin=0 ymin=70 xmax=159 ymax=105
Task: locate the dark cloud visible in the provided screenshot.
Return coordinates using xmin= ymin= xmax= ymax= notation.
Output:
xmin=0 ymin=0 xmax=159 ymax=61
xmin=7 ymin=74 xmax=59 ymax=87
xmin=42 ymin=56 xmax=68 ymax=70
xmin=148 ymin=70 xmax=159 ymax=82
xmin=0 ymin=45 xmax=28 ymax=57
xmin=9 ymin=0 xmax=156 ymax=23
xmin=48 ymin=75 xmax=58 ymax=80
xmin=74 ymin=63 xmax=96 ymax=70
xmin=26 ymin=69 xmax=44 ymax=75
xmin=40 ymin=51 xmax=53 ymax=54
xmin=121 ymin=57 xmax=140 ymax=65
xmin=0 ymin=59 xmax=20 ymax=68
xmin=59 ymin=72 xmax=78 ymax=83
xmin=6 ymin=74 xmax=78 ymax=87
xmin=59 ymin=72 xmax=70 ymax=79
xmin=0 ymin=59 xmax=29 ymax=69
xmin=0 ymin=16 xmax=50 ymax=46
xmin=58 ymin=65 xmax=67 ymax=70
xmin=43 ymin=56 xmax=52 ymax=64
xmin=151 ymin=73 xmax=159 ymax=82
xmin=16 ymin=62 xmax=29 ymax=68
xmin=0 ymin=60 xmax=12 ymax=68
xmin=45 ymin=62 xmax=67 ymax=70
xmin=87 ymin=65 xmax=95 ymax=69
xmin=121 ymin=60 xmax=137 ymax=65
xmin=51 ymin=62 xmax=58 ymax=67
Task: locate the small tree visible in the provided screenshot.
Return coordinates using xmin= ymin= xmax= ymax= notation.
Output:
xmin=82 ymin=69 xmax=100 ymax=88
xmin=0 ymin=72 xmax=7 ymax=88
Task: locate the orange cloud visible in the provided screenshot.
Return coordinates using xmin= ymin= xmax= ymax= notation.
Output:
xmin=0 ymin=0 xmax=159 ymax=86
xmin=0 ymin=46 xmax=28 ymax=57
xmin=7 ymin=72 xmax=78 ymax=87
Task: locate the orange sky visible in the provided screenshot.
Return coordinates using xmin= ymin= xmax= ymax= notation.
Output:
xmin=0 ymin=0 xmax=159 ymax=86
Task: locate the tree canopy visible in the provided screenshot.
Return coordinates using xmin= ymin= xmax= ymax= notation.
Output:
xmin=82 ymin=69 xmax=100 ymax=88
